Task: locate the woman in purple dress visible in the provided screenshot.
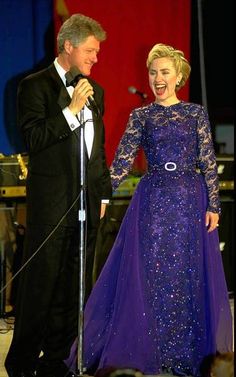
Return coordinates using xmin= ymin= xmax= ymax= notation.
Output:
xmin=67 ymin=43 xmax=233 ymax=376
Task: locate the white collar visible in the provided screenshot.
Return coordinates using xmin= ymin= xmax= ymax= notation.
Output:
xmin=54 ymin=58 xmax=67 ymax=86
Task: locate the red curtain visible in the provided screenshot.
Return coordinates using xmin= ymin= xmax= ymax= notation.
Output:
xmin=54 ymin=0 xmax=191 ymax=169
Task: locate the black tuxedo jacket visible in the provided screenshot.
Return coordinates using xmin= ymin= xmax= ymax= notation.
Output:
xmin=18 ymin=64 xmax=112 ymax=228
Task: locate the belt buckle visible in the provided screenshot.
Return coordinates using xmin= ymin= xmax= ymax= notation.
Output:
xmin=164 ymin=162 xmax=177 ymax=171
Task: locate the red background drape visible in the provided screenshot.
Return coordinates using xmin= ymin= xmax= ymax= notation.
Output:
xmin=54 ymin=0 xmax=191 ymax=170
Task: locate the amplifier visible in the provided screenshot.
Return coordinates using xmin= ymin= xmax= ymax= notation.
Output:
xmin=216 ymin=155 xmax=234 ymax=180
xmin=113 ymin=175 xmax=141 ymax=198
xmin=0 ymin=154 xmax=28 ymax=198
xmin=216 ymin=155 xmax=234 ymax=191
xmin=0 ymin=186 xmax=26 ymax=198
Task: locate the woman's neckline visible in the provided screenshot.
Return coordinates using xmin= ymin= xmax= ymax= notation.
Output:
xmin=153 ymin=100 xmax=182 ymax=108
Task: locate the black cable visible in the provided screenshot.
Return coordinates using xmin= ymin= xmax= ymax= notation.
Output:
xmin=0 ymin=190 xmax=82 ymax=297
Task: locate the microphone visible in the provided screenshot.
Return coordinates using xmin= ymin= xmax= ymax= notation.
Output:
xmin=65 ymin=66 xmax=100 ymax=116
xmin=128 ymin=86 xmax=148 ymax=99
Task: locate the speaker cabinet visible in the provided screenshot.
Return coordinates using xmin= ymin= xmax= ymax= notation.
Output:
xmin=0 ymin=240 xmax=6 ymax=316
xmin=0 ymin=202 xmax=26 ymax=316
xmin=93 ymin=199 xmax=129 ymax=282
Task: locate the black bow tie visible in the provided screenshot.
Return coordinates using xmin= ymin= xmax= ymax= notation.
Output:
xmin=66 ymin=80 xmax=72 ymax=87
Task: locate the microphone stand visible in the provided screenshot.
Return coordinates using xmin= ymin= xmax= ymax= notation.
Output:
xmin=75 ymin=107 xmax=86 ymax=377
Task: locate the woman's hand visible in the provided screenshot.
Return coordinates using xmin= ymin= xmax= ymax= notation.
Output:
xmin=205 ymin=211 xmax=219 ymax=232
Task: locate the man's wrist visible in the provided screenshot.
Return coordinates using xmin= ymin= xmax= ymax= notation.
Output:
xmin=62 ymin=107 xmax=80 ymax=131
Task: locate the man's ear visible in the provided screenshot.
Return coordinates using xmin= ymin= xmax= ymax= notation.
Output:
xmin=64 ymin=40 xmax=73 ymax=54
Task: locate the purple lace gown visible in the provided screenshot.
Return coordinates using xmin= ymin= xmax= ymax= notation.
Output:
xmin=66 ymin=102 xmax=233 ymax=376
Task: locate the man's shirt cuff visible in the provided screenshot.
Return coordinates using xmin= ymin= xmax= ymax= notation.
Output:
xmin=63 ymin=107 xmax=80 ymax=131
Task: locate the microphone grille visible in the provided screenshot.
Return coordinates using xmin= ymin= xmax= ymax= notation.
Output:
xmin=128 ymin=86 xmax=136 ymax=94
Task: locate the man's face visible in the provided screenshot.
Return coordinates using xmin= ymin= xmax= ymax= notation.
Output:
xmin=68 ymin=35 xmax=100 ymax=76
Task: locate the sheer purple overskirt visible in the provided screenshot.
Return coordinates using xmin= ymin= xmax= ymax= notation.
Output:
xmin=66 ymin=174 xmax=232 ymax=376
xmin=65 ymin=102 xmax=232 ymax=376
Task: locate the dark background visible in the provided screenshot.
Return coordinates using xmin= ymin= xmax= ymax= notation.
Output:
xmin=190 ymin=0 xmax=234 ymax=125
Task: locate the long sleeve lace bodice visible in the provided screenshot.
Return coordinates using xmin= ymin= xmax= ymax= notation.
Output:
xmin=110 ymin=101 xmax=220 ymax=213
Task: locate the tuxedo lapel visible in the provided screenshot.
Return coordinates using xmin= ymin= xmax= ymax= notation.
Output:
xmin=57 ymin=86 xmax=71 ymax=110
xmin=47 ymin=64 xmax=71 ymax=110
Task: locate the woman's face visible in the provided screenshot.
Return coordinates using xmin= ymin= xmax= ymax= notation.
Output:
xmin=148 ymin=57 xmax=182 ymax=105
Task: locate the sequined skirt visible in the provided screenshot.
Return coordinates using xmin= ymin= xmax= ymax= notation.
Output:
xmin=66 ymin=170 xmax=232 ymax=376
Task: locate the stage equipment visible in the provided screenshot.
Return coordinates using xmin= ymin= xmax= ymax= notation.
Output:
xmin=0 ymin=154 xmax=28 ymax=198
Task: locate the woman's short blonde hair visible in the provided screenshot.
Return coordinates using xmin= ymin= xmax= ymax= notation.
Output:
xmin=146 ymin=43 xmax=191 ymax=90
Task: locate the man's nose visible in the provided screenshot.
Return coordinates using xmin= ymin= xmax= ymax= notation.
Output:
xmin=91 ymin=52 xmax=98 ymax=63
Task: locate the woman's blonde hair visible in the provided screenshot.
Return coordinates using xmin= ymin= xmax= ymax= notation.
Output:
xmin=146 ymin=43 xmax=191 ymax=90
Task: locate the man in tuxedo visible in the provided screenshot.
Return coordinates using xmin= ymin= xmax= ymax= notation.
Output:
xmin=5 ymin=13 xmax=112 ymax=377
